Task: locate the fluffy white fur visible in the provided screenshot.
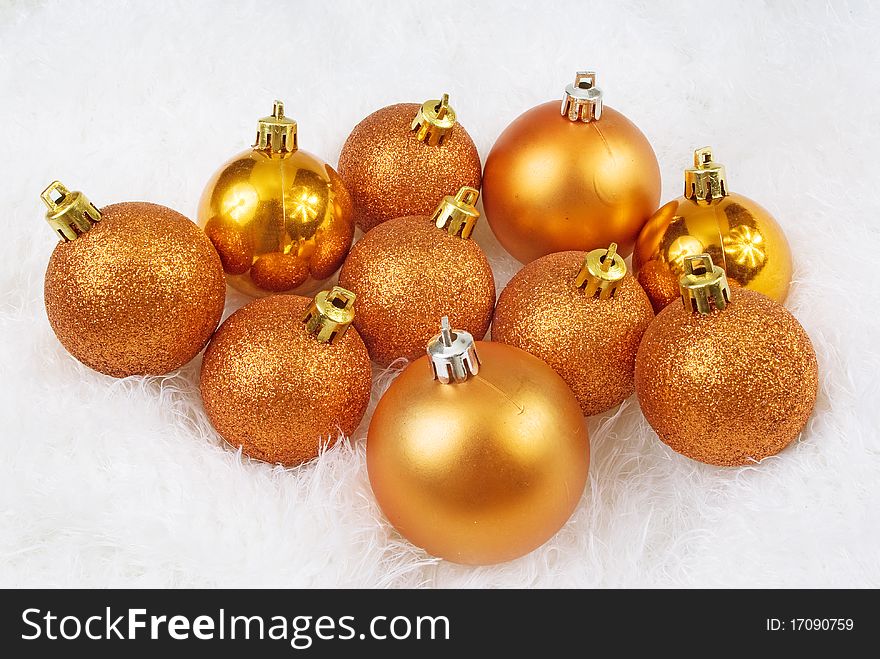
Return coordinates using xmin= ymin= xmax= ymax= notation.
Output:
xmin=1 ymin=0 xmax=878 ymax=587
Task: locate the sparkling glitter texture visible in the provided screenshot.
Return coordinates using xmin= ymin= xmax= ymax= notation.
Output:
xmin=338 ymin=215 xmax=495 ymax=366
xmin=199 ymin=295 xmax=372 ymax=467
xmin=44 ymin=202 xmax=226 ymax=378
xmin=492 ymin=251 xmax=654 ymax=416
xmin=337 ymin=103 xmax=482 ymax=232
xmin=634 ymin=288 xmax=818 ymax=466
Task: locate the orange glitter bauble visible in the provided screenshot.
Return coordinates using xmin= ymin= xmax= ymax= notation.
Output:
xmin=200 ymin=290 xmax=372 ymax=467
xmin=482 ymin=73 xmax=660 ymax=264
xmin=338 ymin=188 xmax=495 ymax=366
xmin=368 ymin=327 xmax=589 ymax=565
xmin=635 ymin=255 xmax=818 ymax=466
xmin=493 ymin=247 xmax=654 ymax=416
xmin=41 ymin=184 xmax=226 ymax=378
xmin=337 ymin=97 xmax=482 ymax=232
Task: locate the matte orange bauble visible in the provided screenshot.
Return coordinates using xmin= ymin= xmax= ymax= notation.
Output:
xmin=482 ymin=72 xmax=660 ymax=264
xmin=337 ymin=94 xmax=482 ymax=232
xmin=198 ymin=101 xmax=354 ymax=297
xmin=41 ymin=181 xmax=226 ymax=378
xmin=367 ymin=319 xmax=590 ymax=565
xmin=633 ymin=146 xmax=793 ymax=312
xmin=635 ymin=254 xmax=818 ymax=467
xmin=493 ymin=244 xmax=654 ymax=416
xmin=338 ymin=187 xmax=495 ymax=366
xmin=200 ymin=287 xmax=372 ymax=467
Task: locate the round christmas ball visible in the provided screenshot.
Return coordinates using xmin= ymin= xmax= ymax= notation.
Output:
xmin=338 ymin=187 xmax=495 ymax=366
xmin=635 ymin=254 xmax=818 ymax=466
xmin=493 ymin=244 xmax=654 ymax=416
xmin=337 ymin=94 xmax=482 ymax=232
xmin=633 ymin=146 xmax=792 ymax=312
xmin=199 ymin=101 xmax=354 ymax=297
xmin=41 ymin=181 xmax=226 ymax=378
xmin=367 ymin=319 xmax=590 ymax=565
xmin=200 ymin=287 xmax=372 ymax=467
xmin=482 ymin=71 xmax=660 ymax=264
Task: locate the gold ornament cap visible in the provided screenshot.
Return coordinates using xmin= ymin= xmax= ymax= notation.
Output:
xmin=679 ymin=254 xmax=731 ymax=314
xmin=561 ymin=71 xmax=603 ymax=122
xmin=427 ymin=316 xmax=480 ymax=384
xmin=254 ymin=100 xmax=298 ymax=155
xmin=431 ymin=186 xmax=480 ymax=239
xmin=574 ymin=243 xmax=626 ymax=300
xmin=303 ymin=286 xmax=356 ymax=344
xmin=40 ymin=181 xmax=102 ymax=242
xmin=684 ymin=147 xmax=728 ymax=203
xmin=411 ymin=94 xmax=457 ymax=146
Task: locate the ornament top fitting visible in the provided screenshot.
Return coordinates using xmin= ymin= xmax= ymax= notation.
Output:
xmin=430 ymin=186 xmax=481 ymax=239
xmin=561 ymin=71 xmax=603 ymax=122
xmin=679 ymin=254 xmax=731 ymax=314
xmin=411 ymin=94 xmax=457 ymax=146
xmin=303 ymin=286 xmax=356 ymax=344
xmin=40 ymin=180 xmax=102 ymax=242
xmin=684 ymin=147 xmax=728 ymax=203
xmin=427 ymin=316 xmax=480 ymax=384
xmin=254 ymin=100 xmax=298 ymax=155
xmin=574 ymin=243 xmax=626 ymax=300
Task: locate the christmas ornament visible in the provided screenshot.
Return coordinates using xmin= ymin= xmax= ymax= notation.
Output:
xmin=200 ymin=286 xmax=372 ymax=467
xmin=41 ymin=181 xmax=226 ymax=378
xmin=635 ymin=254 xmax=818 ymax=466
xmin=337 ymin=187 xmax=495 ymax=366
xmin=198 ymin=101 xmax=354 ymax=297
xmin=367 ymin=318 xmax=590 ymax=565
xmin=337 ymin=94 xmax=482 ymax=232
xmin=482 ymin=71 xmax=660 ymax=263
xmin=633 ymin=147 xmax=792 ymax=312
xmin=493 ymin=244 xmax=654 ymax=416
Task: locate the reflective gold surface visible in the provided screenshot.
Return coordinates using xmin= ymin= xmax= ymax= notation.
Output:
xmin=367 ymin=341 xmax=590 ymax=565
xmin=199 ymin=149 xmax=353 ymax=297
xmin=482 ymin=101 xmax=661 ymax=263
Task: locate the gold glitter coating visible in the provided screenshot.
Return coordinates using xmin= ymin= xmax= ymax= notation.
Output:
xmin=634 ymin=288 xmax=818 ymax=466
xmin=633 ymin=192 xmax=792 ymax=312
xmin=198 ymin=148 xmax=353 ymax=298
xmin=367 ymin=341 xmax=590 ymax=565
xmin=493 ymin=251 xmax=654 ymax=416
xmin=337 ymin=103 xmax=482 ymax=232
xmin=44 ymin=202 xmax=226 ymax=378
xmin=337 ymin=215 xmax=495 ymax=366
xmin=199 ymin=295 xmax=372 ymax=467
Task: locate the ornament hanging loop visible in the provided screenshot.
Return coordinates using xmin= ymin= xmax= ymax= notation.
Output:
xmin=427 ymin=316 xmax=480 ymax=384
xmin=303 ymin=286 xmax=356 ymax=344
xmin=679 ymin=254 xmax=731 ymax=314
xmin=40 ymin=180 xmax=102 ymax=242
xmin=254 ymin=100 xmax=298 ymax=155
xmin=411 ymin=94 xmax=457 ymax=146
xmin=431 ymin=186 xmax=481 ymax=239
xmin=575 ymin=243 xmax=626 ymax=299
xmin=684 ymin=146 xmax=728 ymax=203
xmin=561 ymin=71 xmax=603 ymax=122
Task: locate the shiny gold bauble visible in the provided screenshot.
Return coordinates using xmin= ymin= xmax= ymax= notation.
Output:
xmin=42 ymin=188 xmax=226 ymax=378
xmin=493 ymin=248 xmax=654 ymax=416
xmin=337 ymin=98 xmax=482 ymax=232
xmin=198 ymin=102 xmax=353 ymax=297
xmin=635 ymin=257 xmax=817 ymax=467
xmin=482 ymin=77 xmax=660 ymax=264
xmin=200 ymin=291 xmax=372 ymax=467
xmin=367 ymin=340 xmax=590 ymax=565
xmin=338 ymin=190 xmax=495 ymax=366
xmin=634 ymin=147 xmax=792 ymax=312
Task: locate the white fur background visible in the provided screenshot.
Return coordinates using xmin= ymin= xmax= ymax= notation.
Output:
xmin=1 ymin=0 xmax=879 ymax=587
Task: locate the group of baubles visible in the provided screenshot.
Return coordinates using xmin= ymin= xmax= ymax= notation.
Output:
xmin=41 ymin=72 xmax=818 ymax=565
